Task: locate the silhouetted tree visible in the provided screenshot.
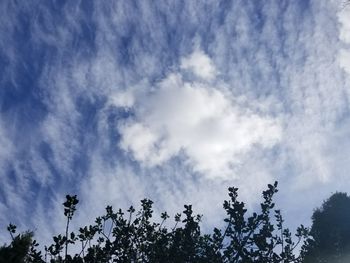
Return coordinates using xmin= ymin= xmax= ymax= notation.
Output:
xmin=0 ymin=225 xmax=42 ymax=263
xmin=303 ymin=192 xmax=350 ymax=263
xmin=2 ymin=182 xmax=310 ymax=263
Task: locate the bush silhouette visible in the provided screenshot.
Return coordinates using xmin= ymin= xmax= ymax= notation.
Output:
xmin=303 ymin=192 xmax=350 ymax=263
xmin=2 ymin=182 xmax=311 ymax=263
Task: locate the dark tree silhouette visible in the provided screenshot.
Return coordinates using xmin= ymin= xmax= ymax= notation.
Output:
xmin=2 ymin=182 xmax=310 ymax=263
xmin=0 ymin=226 xmax=41 ymax=263
xmin=303 ymin=192 xmax=350 ymax=263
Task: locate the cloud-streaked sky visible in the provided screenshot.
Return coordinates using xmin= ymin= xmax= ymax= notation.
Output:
xmin=1 ymin=0 xmax=350 ymax=245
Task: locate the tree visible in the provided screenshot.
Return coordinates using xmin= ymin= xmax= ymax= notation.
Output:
xmin=2 ymin=182 xmax=310 ymax=262
xmin=303 ymin=192 xmax=350 ymax=263
xmin=0 ymin=224 xmax=42 ymax=263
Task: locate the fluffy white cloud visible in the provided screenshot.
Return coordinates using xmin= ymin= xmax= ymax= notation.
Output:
xmin=181 ymin=49 xmax=217 ymax=80
xmin=118 ymin=53 xmax=282 ymax=178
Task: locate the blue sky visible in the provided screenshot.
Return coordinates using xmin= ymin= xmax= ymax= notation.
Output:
xmin=1 ymin=0 xmax=350 ymax=245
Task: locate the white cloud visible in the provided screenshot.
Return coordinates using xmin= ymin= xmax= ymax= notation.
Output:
xmin=181 ymin=49 xmax=217 ymax=80
xmin=339 ymin=49 xmax=350 ymax=74
xmin=338 ymin=7 xmax=350 ymax=44
xmin=338 ymin=7 xmax=350 ymax=74
xmin=119 ymin=122 xmax=159 ymax=163
xmin=108 ymin=91 xmax=135 ymax=108
xmin=118 ymin=55 xmax=282 ymax=179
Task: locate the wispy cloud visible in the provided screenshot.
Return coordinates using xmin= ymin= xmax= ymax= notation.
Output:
xmin=0 ymin=0 xmax=349 ymax=246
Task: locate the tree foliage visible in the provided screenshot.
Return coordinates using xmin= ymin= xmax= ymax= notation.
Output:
xmin=303 ymin=192 xmax=350 ymax=263
xmin=0 ymin=224 xmax=41 ymax=263
xmin=1 ymin=182 xmax=311 ymax=263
